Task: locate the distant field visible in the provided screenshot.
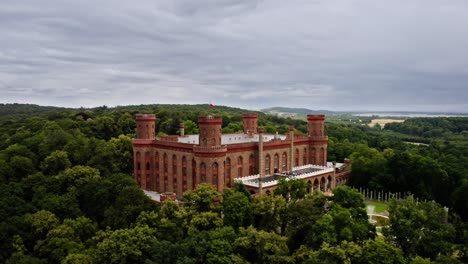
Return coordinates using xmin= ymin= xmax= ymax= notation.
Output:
xmin=369 ymin=119 xmax=404 ymax=127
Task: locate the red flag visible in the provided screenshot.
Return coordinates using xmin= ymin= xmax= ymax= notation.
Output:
xmin=209 ymin=103 xmax=215 ymax=108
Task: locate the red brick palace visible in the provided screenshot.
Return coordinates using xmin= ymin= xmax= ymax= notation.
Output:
xmin=132 ymin=113 xmax=350 ymax=197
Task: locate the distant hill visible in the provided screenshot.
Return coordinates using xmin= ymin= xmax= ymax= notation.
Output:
xmin=261 ymin=107 xmax=337 ymax=117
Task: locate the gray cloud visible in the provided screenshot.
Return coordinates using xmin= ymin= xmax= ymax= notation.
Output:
xmin=0 ymin=0 xmax=467 ymax=112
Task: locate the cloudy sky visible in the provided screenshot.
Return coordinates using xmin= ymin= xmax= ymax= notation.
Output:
xmin=1 ymin=0 xmax=467 ymax=112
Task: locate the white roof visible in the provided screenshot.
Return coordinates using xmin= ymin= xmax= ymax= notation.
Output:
xmin=177 ymin=133 xmax=287 ymax=145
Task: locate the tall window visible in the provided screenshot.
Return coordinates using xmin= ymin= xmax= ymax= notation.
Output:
xmin=274 ymin=153 xmax=279 ymax=173
xmin=225 ymin=158 xmax=231 ymax=187
xmin=237 ymin=156 xmax=243 ymax=178
xmin=212 ymin=162 xmax=218 ymax=188
xmin=311 ymin=148 xmax=316 ymax=164
xmin=182 ymin=156 xmax=187 ymax=191
xmin=303 ymin=148 xmax=307 ymax=165
xmin=320 ymin=148 xmax=325 ymax=165
xmin=249 ymin=154 xmax=255 ymax=175
xmin=155 ymin=152 xmax=159 ymax=190
xmin=265 ymin=154 xmax=270 ymax=175
xmin=163 ymin=153 xmax=168 ymax=191
xmin=282 ymin=152 xmax=287 ymax=172
xmin=295 ymin=148 xmax=299 ymax=167
xmin=173 ymin=155 xmax=177 ymax=191
xmin=136 ymin=152 xmax=141 ymax=170
xmin=192 ymin=159 xmax=197 ymax=190
xmin=201 ymin=163 xmax=206 ymax=182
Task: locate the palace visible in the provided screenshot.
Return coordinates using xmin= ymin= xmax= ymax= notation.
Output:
xmin=132 ymin=113 xmax=350 ymax=198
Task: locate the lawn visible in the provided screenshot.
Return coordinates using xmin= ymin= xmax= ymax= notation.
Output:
xmin=364 ymin=200 xmax=388 ymax=213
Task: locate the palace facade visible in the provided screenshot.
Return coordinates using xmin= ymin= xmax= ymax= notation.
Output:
xmin=132 ymin=113 xmax=350 ymax=197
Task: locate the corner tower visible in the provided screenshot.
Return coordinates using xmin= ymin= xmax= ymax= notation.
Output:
xmin=243 ymin=113 xmax=258 ymax=134
xmin=136 ymin=114 xmax=156 ymax=139
xmin=307 ymin=115 xmax=325 ymax=137
xmin=307 ymin=115 xmax=328 ymax=166
xmin=198 ymin=116 xmax=222 ymax=147
xmin=133 ymin=114 xmax=156 ymax=191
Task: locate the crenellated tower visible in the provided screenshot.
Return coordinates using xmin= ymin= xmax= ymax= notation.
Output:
xmin=136 ymin=114 xmax=156 ymax=139
xmin=243 ymin=113 xmax=258 ymax=135
xmin=193 ymin=116 xmax=226 ymax=191
xmin=307 ymin=115 xmax=328 ymax=166
xmin=198 ymin=116 xmax=222 ymax=147
xmin=133 ymin=114 xmax=156 ymax=191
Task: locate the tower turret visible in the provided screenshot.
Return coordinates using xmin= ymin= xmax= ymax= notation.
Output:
xmin=307 ymin=115 xmax=325 ymax=137
xmin=243 ymin=113 xmax=258 ymax=135
xmin=307 ymin=115 xmax=328 ymax=166
xmin=198 ymin=116 xmax=222 ymax=147
xmin=135 ymin=114 xmax=156 ymax=139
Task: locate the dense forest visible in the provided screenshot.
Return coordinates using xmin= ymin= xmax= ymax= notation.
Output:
xmin=0 ymin=103 xmax=466 ymax=263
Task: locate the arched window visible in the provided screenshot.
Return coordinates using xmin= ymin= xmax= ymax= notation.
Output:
xmin=202 ymin=138 xmax=207 ymax=146
xmin=225 ymin=158 xmax=231 ymax=187
xmin=320 ymin=147 xmax=325 ymax=165
xmin=136 ymin=152 xmax=141 ymax=170
xmin=303 ymin=148 xmax=307 ymax=165
xmin=311 ymin=148 xmax=316 ymax=164
xmin=295 ymin=148 xmax=299 ymax=167
xmin=201 ymin=163 xmax=206 ymax=182
xmin=282 ymin=152 xmax=287 ymax=172
xmin=192 ymin=159 xmax=196 ymax=190
xmin=146 ymin=162 xmax=150 ymax=171
xmin=265 ymin=154 xmax=271 ymax=175
xmin=249 ymin=154 xmax=255 ymax=175
xmin=155 ymin=152 xmax=160 ymax=190
xmin=211 ymin=138 xmax=216 ymax=146
xmin=237 ymin=156 xmax=243 ymax=178
xmin=172 ymin=155 xmax=177 ymax=190
xmin=163 ymin=153 xmax=168 ymax=191
xmin=182 ymin=156 xmax=187 ymax=191
xmin=213 ymin=162 xmax=218 ymax=188
xmin=274 ymin=153 xmax=279 ymax=173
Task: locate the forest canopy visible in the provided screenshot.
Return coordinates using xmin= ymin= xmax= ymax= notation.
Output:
xmin=0 ymin=103 xmax=466 ymax=263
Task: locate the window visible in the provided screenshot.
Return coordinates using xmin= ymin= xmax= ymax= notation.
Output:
xmin=303 ymin=148 xmax=307 ymax=165
xmin=282 ymin=152 xmax=287 ymax=172
xmin=173 ymin=155 xmax=177 ymax=190
xmin=274 ymin=153 xmax=279 ymax=173
xmin=249 ymin=154 xmax=255 ymax=175
xmin=201 ymin=163 xmax=206 ymax=182
xmin=213 ymin=162 xmax=218 ymax=187
xmin=265 ymin=155 xmax=270 ymax=175
xmin=182 ymin=156 xmax=187 ymax=191
xmin=192 ymin=159 xmax=197 ymax=189
xmin=295 ymin=148 xmax=299 ymax=166
xmin=225 ymin=158 xmax=231 ymax=187
xmin=155 ymin=152 xmax=159 ymax=189
xmin=237 ymin=156 xmax=243 ymax=177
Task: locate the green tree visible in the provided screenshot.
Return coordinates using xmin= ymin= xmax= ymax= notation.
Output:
xmin=233 ymin=226 xmax=292 ymax=264
xmin=383 ymin=197 xmax=456 ymax=260
xmin=222 ymin=189 xmax=252 ymax=230
xmin=94 ymin=225 xmax=157 ymax=263
xmin=41 ymin=150 xmax=71 ymax=176
xmin=359 ymin=239 xmax=406 ymax=264
xmin=274 ymin=178 xmax=311 ymax=201
xmin=183 ymin=183 xmax=221 ymax=213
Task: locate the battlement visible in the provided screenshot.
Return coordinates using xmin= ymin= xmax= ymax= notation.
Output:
xmin=198 ymin=116 xmax=222 ymax=124
xmin=135 ymin=114 xmax=156 ymax=121
xmin=307 ymin=114 xmax=325 ymax=121
xmin=242 ymin=113 xmax=258 ymax=119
